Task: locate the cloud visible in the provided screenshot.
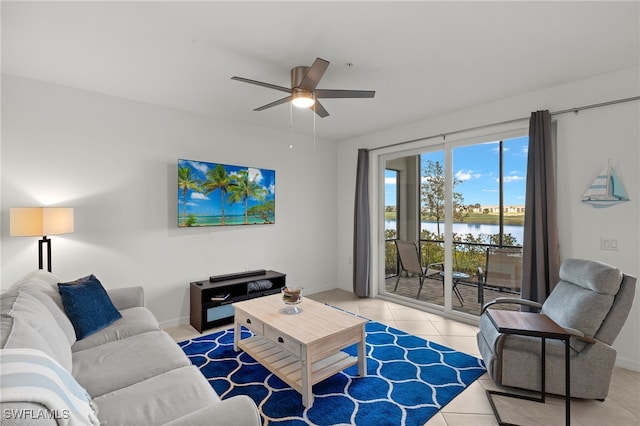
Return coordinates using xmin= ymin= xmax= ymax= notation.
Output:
xmin=456 ymin=170 xmax=472 ymax=181
xmin=503 ymin=175 xmax=525 ymax=183
xmin=178 ymin=199 xmax=198 ymax=207
xmin=385 ymin=176 xmax=397 ymax=185
xmin=187 ymin=160 xmax=208 ymax=175
xmin=191 ymin=192 xmax=210 ymax=200
xmin=248 ymin=168 xmax=263 ymax=182
xmin=455 ymin=169 xmax=481 ymax=181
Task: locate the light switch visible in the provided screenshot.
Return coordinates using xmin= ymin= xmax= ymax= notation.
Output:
xmin=601 ymin=237 xmax=619 ymax=251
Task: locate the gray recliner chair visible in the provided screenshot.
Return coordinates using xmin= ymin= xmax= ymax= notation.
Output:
xmin=477 ymin=258 xmax=636 ymax=400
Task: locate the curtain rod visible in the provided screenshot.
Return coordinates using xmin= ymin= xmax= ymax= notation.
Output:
xmin=368 ymin=95 xmax=640 ymax=152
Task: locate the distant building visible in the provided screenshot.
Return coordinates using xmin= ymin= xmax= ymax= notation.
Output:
xmin=470 ymin=205 xmax=525 ymax=214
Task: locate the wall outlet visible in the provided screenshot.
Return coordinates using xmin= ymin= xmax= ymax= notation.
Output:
xmin=601 ymin=237 xmax=618 ymax=251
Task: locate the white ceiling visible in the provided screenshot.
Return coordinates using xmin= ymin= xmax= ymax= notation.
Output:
xmin=2 ymin=1 xmax=639 ymax=141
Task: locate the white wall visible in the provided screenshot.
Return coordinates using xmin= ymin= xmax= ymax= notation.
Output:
xmin=1 ymin=75 xmax=338 ymax=327
xmin=337 ymin=67 xmax=640 ymax=370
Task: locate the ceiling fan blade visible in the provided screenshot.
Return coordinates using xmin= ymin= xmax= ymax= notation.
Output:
xmin=311 ymin=100 xmax=329 ymax=118
xmin=231 ymin=76 xmax=292 ymax=94
xmin=253 ymin=95 xmax=293 ymax=111
xmin=298 ymin=58 xmax=330 ymax=91
xmin=315 ymin=89 xmax=376 ymax=99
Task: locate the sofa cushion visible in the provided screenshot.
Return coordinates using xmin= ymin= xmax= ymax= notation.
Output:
xmin=2 ymin=316 xmax=72 ymax=372
xmin=72 ymin=307 xmax=160 ymax=352
xmin=93 ymin=366 xmax=219 ymax=425
xmin=162 ymin=396 xmax=261 ymax=426
xmin=19 ymin=283 xmax=77 ymax=346
xmin=3 ymin=317 xmax=51 ymax=353
xmin=0 ymin=287 xmax=19 ymax=315
xmin=8 ymin=270 xmax=61 ymax=293
xmin=0 ymin=316 xmax=12 ymax=348
xmin=4 ymin=292 xmax=72 ymax=371
xmin=72 ymin=330 xmax=190 ymax=397
xmin=58 ymin=275 xmax=122 ymax=340
xmin=4 ymin=271 xmax=77 ymax=345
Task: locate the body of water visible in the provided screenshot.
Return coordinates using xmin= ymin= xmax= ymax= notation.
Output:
xmin=180 ymin=214 xmax=273 ymax=226
xmin=386 ymin=220 xmax=524 ymax=245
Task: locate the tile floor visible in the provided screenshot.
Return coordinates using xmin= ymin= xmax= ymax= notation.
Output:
xmin=166 ymin=289 xmax=640 ymax=426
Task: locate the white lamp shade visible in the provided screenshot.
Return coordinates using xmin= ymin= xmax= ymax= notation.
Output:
xmin=10 ymin=207 xmax=74 ymax=237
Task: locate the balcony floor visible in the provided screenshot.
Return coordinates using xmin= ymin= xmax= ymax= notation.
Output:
xmin=384 ymin=273 xmax=519 ymax=316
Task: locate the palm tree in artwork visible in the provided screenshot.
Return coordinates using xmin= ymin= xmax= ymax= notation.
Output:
xmin=178 ymin=166 xmax=200 ymax=226
xmin=248 ymin=199 xmax=275 ymax=224
xmin=227 ymin=169 xmax=267 ymax=224
xmin=201 ymin=164 xmax=231 ymax=225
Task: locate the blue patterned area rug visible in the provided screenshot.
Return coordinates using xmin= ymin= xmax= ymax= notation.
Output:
xmin=179 ymin=320 xmax=486 ymax=426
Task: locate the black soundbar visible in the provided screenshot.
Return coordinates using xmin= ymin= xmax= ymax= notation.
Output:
xmin=209 ymin=269 xmax=267 ymax=282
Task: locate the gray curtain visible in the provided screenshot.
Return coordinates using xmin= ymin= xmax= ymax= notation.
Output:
xmin=521 ymin=110 xmax=560 ymax=307
xmin=353 ymin=148 xmax=370 ymax=297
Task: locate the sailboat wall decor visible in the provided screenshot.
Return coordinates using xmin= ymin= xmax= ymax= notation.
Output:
xmin=581 ymin=161 xmax=629 ymax=208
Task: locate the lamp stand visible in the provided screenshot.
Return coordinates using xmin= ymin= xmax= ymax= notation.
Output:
xmin=38 ymin=236 xmax=52 ymax=272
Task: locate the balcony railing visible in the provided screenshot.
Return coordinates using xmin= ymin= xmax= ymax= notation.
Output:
xmin=385 ymin=238 xmax=522 ymax=316
xmin=385 ymin=238 xmax=522 ymax=279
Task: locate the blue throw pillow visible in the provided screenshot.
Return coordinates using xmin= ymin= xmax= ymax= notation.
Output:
xmin=58 ymin=274 xmax=122 ymax=340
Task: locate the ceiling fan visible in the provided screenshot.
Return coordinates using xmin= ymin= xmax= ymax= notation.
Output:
xmin=231 ymin=57 xmax=375 ymax=118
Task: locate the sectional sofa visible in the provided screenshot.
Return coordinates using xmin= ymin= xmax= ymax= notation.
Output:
xmin=0 ymin=270 xmax=260 ymax=425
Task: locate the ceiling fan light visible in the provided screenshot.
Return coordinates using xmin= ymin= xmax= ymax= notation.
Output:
xmin=291 ymin=91 xmax=315 ymax=108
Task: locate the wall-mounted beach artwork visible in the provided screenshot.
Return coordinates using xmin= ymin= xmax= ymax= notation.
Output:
xmin=178 ymin=159 xmax=275 ymax=227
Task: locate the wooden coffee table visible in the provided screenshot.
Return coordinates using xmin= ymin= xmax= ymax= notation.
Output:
xmin=233 ymin=294 xmax=368 ymax=407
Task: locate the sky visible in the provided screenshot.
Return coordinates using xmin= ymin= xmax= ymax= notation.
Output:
xmin=385 ymin=136 xmax=528 ymax=207
xmin=178 ymin=158 xmax=276 ymax=216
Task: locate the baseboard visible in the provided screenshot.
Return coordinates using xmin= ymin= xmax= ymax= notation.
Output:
xmin=615 ymin=356 xmax=640 ymax=372
xmin=159 ymin=315 xmax=190 ymax=329
xmin=304 ymin=284 xmax=341 ymax=296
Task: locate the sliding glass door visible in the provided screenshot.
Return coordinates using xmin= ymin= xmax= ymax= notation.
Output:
xmin=379 ymin=133 xmax=528 ymax=317
xmin=383 ymin=147 xmax=450 ymax=310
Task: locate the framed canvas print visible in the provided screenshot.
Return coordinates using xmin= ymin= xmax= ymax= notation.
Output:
xmin=178 ymin=159 xmax=275 ymax=227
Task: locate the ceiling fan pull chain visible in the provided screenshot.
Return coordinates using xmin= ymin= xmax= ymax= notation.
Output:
xmin=313 ymin=93 xmax=316 ymax=148
xmin=289 ymin=102 xmax=294 ymax=149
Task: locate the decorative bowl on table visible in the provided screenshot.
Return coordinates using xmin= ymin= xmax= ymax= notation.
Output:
xmin=281 ymin=286 xmax=303 ymax=314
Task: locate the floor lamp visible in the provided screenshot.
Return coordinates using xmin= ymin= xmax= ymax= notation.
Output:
xmin=10 ymin=207 xmax=74 ymax=273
